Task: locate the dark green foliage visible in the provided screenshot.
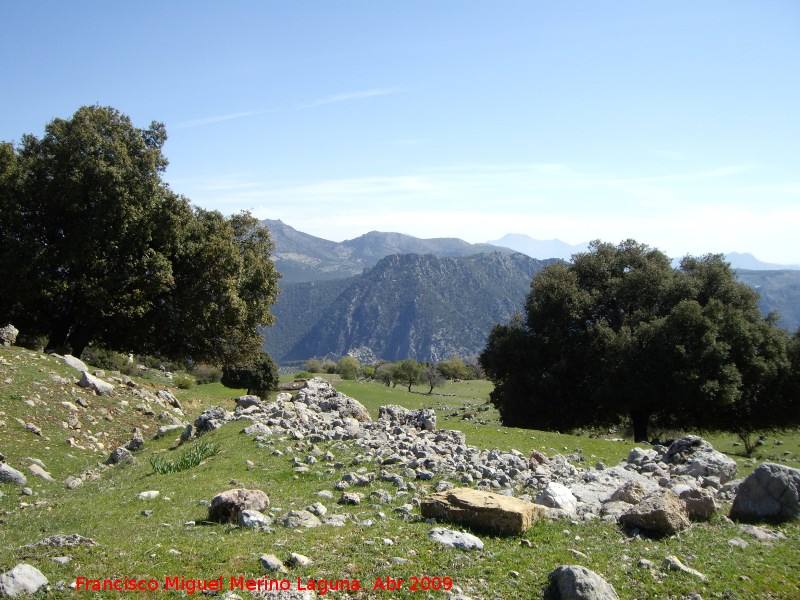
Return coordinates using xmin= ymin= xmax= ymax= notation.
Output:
xmin=336 ymin=356 xmax=361 ymax=380
xmin=392 ymin=359 xmax=423 ymax=392
xmin=481 ymin=240 xmax=799 ymax=441
xmin=221 ymin=352 xmax=279 ymax=397
xmin=0 ymin=106 xmax=279 ymax=364
xmin=150 ymin=441 xmax=220 ymax=475
xmin=438 ymin=357 xmax=470 ymax=380
xmin=422 ymin=363 xmax=446 ymax=394
xmin=190 ymin=363 xmax=223 ymax=385
xmin=81 ymin=346 xmax=133 ymax=373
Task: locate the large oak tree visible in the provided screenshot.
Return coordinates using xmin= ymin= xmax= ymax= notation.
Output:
xmin=0 ymin=106 xmax=279 ymax=364
xmin=480 ymin=240 xmax=798 ymax=442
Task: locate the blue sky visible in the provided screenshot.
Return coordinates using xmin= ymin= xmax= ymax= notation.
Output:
xmin=3 ymin=1 xmax=799 ymax=263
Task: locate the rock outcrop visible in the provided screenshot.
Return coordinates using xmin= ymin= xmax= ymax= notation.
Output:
xmin=730 ymin=463 xmax=800 ymax=523
xmin=420 ymin=487 xmax=544 ymax=535
xmin=208 ymin=489 xmax=270 ymax=523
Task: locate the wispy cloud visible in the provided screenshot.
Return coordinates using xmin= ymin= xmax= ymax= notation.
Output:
xmin=302 ymin=88 xmax=402 ymax=108
xmin=172 ymin=111 xmax=260 ymax=130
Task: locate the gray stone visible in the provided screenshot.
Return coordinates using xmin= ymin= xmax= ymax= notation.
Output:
xmin=609 ymin=481 xmax=648 ymax=505
xmin=194 ymin=406 xmax=228 ymax=434
xmin=0 ymin=563 xmax=48 ymax=597
xmin=662 ymin=556 xmax=708 ymax=581
xmin=428 ymin=527 xmax=484 ymax=550
xmin=78 ymin=371 xmax=114 ymax=396
xmin=209 ymin=488 xmax=270 ymax=523
xmin=618 ymin=490 xmax=690 ymax=537
xmin=153 ymin=424 xmax=184 ymax=440
xmin=0 ymin=324 xmax=19 ymax=346
xmin=289 ymin=552 xmax=312 ymax=567
xmin=259 ymin=554 xmax=288 ymax=574
xmin=105 ymin=447 xmax=134 ymax=466
xmin=236 ymin=395 xmax=261 ymax=408
xmin=545 ymin=565 xmax=619 ymax=600
xmin=679 ymin=487 xmax=717 ymax=521
xmin=338 ymin=492 xmax=363 ymax=506
xmin=28 ymin=463 xmax=55 ymax=481
xmin=0 ymin=464 xmax=27 ymax=486
xmin=536 ymin=482 xmax=578 ymax=515
xmin=280 ymin=510 xmax=321 ymax=528
xmin=157 ymin=389 xmax=181 ymax=409
xmin=125 ymin=428 xmax=144 ymax=452
xmin=730 ymin=463 xmax=800 ymax=523
xmin=662 ymin=435 xmax=737 ymax=484
xmin=238 ymin=509 xmax=272 ymax=530
xmin=59 ymin=354 xmax=89 ymax=372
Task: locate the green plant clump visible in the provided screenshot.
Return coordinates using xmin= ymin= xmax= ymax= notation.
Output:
xmin=149 ymin=440 xmax=220 ymax=475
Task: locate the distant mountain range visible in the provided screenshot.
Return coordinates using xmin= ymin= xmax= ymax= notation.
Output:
xmin=261 ymin=221 xmax=800 ymax=364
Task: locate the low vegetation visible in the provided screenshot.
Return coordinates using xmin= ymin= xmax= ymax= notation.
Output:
xmin=1 ymin=347 xmax=799 ymax=599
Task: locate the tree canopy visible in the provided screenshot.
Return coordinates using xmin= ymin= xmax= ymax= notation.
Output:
xmin=0 ymin=106 xmax=279 ymax=365
xmin=480 ymin=239 xmax=799 ymax=442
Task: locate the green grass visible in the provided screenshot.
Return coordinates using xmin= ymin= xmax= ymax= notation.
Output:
xmin=149 ymin=440 xmax=220 ymax=474
xmin=1 ymin=347 xmax=799 ymax=598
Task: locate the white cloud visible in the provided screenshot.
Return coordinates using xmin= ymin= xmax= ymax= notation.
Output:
xmin=302 ymin=88 xmax=403 ymax=108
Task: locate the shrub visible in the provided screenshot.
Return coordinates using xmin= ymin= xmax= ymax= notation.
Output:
xmin=191 ymin=363 xmax=223 ymax=385
xmin=304 ymin=358 xmax=323 ymax=373
xmin=173 ymin=373 xmax=195 ymax=389
xmin=150 ymin=441 xmax=220 ymax=475
xmin=82 ymin=345 xmax=130 ymax=371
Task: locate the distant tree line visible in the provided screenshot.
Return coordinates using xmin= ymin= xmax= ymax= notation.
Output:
xmin=480 ymin=240 xmax=800 ymax=446
xmin=0 ymin=106 xmax=280 ymax=371
xmin=300 ymin=355 xmax=483 ymax=393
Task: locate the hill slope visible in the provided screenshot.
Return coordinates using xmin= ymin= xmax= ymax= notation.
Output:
xmin=263 ymin=219 xmax=513 ymax=282
xmin=270 ymin=252 xmax=553 ymax=363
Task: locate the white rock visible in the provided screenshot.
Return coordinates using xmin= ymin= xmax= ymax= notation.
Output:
xmin=0 ymin=563 xmax=48 ymax=597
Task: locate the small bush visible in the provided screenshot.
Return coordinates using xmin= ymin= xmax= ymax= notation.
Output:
xmin=150 ymin=441 xmax=220 ymax=475
xmin=191 ymin=363 xmax=223 ymax=385
xmin=294 ymin=371 xmax=312 ymax=380
xmin=173 ymin=373 xmax=195 ymax=389
xmin=82 ymin=346 xmax=130 ymax=371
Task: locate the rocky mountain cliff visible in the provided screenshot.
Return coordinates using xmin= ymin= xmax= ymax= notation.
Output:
xmin=264 ymin=252 xmax=554 ymax=363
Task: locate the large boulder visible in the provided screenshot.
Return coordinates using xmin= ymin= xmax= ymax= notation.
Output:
xmin=208 ymin=488 xmax=270 ymax=523
xmin=77 ymin=371 xmax=114 ymax=396
xmin=59 ymin=354 xmax=89 ymax=373
xmin=545 ymin=565 xmax=619 ymax=600
xmin=0 ymin=563 xmax=48 ymax=597
xmin=0 ymin=464 xmax=27 ymax=486
xmin=661 ymin=435 xmax=737 ymax=483
xmin=536 ymin=482 xmax=578 ymax=515
xmin=420 ymin=487 xmax=545 ymax=535
xmin=729 ymin=463 xmax=800 ymax=523
xmin=0 ymin=324 xmax=18 ymax=346
xmin=618 ymin=489 xmax=690 ymax=537
xmin=194 ymin=406 xmax=229 ymax=434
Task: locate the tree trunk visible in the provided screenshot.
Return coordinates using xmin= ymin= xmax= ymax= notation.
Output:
xmin=66 ymin=322 xmax=93 ymax=358
xmin=631 ymin=410 xmax=650 ymax=442
xmin=46 ymin=317 xmax=73 ymax=354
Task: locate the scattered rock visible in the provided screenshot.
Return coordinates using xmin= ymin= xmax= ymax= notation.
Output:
xmin=280 ymin=510 xmax=321 ymax=528
xmin=259 ymin=554 xmax=288 ymax=574
xmin=428 ymin=527 xmax=484 ymax=550
xmin=729 ymin=463 xmax=800 ymax=523
xmin=22 ymin=533 xmax=97 ymax=549
xmin=662 ymin=555 xmax=708 ymax=581
xmin=59 ymin=354 xmax=89 ymax=372
xmin=420 ymin=487 xmax=545 ymax=535
xmin=64 ymin=476 xmax=82 ymax=490
xmin=609 ymin=481 xmax=648 ymax=505
xmin=77 ymin=371 xmax=114 ymax=396
xmin=378 ymin=404 xmax=436 ymax=430
xmin=737 ymin=524 xmax=786 ymax=541
xmin=0 ymin=563 xmax=48 ymax=597
xmin=618 ymin=490 xmax=690 ymax=537
xmin=138 ymin=491 xmax=160 ymax=500
xmin=0 ymin=464 xmax=27 ymax=486
xmin=125 ymin=428 xmax=144 ymax=452
xmin=105 ymin=447 xmax=134 ymax=466
xmin=209 ymin=489 xmax=270 ymax=523
xmin=338 ymin=492 xmax=363 ymax=506
xmin=236 ymin=395 xmax=261 ymax=409
xmin=289 ymin=553 xmax=312 ymax=567
xmin=238 ymin=509 xmax=272 ymax=530
xmin=544 ymin=565 xmax=619 ymax=600
xmin=680 ymin=487 xmax=717 ymax=521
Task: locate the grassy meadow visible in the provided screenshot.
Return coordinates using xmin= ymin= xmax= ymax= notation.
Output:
xmin=1 ymin=346 xmax=799 ymax=598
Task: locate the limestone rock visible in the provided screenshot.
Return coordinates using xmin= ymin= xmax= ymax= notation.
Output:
xmin=59 ymin=354 xmax=89 ymax=372
xmin=0 ymin=563 xmax=48 ymax=597
xmin=618 ymin=490 xmax=690 ymax=537
xmin=194 ymin=406 xmax=228 ymax=434
xmin=545 ymin=565 xmax=619 ymax=600
xmin=609 ymin=481 xmax=648 ymax=505
xmin=78 ymin=371 xmax=114 ymax=396
xmin=294 ymin=379 xmax=371 ymax=422
xmin=157 ymin=389 xmax=182 ymax=410
xmin=680 ymin=487 xmax=717 ymax=521
xmin=420 ymin=487 xmax=544 ymax=536
xmin=0 ymin=464 xmax=27 ymax=486
xmin=125 ymin=428 xmax=144 ymax=452
xmin=662 ymin=435 xmax=737 ymax=484
xmin=236 ymin=395 xmax=261 ymax=409
xmin=663 ymin=556 xmax=708 ymax=581
xmin=0 ymin=324 xmax=18 ymax=346
xmin=280 ymin=510 xmax=321 ymax=528
xmin=105 ymin=447 xmax=134 ymax=466
xmin=378 ymin=405 xmax=436 ymax=430
xmin=209 ymin=489 xmax=270 ymax=523
xmin=428 ymin=527 xmax=484 ymax=550
xmin=28 ymin=463 xmax=55 ymax=482
xmin=259 ymin=554 xmax=288 ymax=574
xmin=536 ymin=482 xmax=578 ymax=515
xmin=729 ymin=463 xmax=800 ymax=523
xmin=238 ymin=509 xmax=272 ymax=530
